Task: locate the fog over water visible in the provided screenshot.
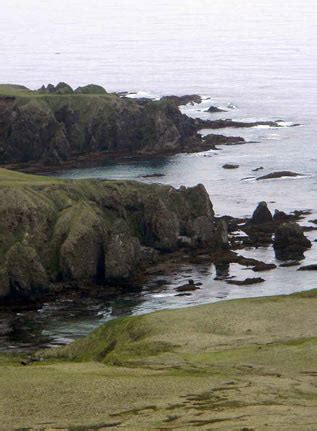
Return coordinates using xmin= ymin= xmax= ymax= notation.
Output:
xmin=0 ymin=0 xmax=316 ymax=350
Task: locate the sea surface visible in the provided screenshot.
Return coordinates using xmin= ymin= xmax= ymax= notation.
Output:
xmin=0 ymin=0 xmax=316 ymax=351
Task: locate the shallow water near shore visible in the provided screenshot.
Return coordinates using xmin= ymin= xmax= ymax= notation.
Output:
xmin=0 ymin=0 xmax=317 ymax=351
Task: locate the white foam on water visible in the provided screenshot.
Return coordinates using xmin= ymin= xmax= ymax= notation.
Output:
xmin=125 ymin=91 xmax=160 ymax=100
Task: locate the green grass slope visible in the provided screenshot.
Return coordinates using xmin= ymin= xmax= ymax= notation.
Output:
xmin=1 ymin=290 xmax=316 ymax=430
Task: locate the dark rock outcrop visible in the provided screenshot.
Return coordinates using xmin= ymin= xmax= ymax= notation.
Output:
xmin=206 ymin=106 xmax=227 ymax=113
xmin=251 ymin=202 xmax=273 ymax=225
xmin=273 ymin=222 xmax=312 ymax=260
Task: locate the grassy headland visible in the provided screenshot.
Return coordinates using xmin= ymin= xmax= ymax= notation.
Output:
xmin=1 ymin=289 xmax=316 ymax=430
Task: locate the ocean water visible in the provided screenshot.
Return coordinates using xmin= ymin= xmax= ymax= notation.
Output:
xmin=0 ymin=0 xmax=316 ymax=350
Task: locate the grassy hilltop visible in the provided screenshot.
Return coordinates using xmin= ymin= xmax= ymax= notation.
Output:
xmin=1 ymin=289 xmax=316 ymax=430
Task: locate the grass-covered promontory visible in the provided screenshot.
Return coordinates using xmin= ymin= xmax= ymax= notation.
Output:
xmin=1 ymin=290 xmax=316 ymax=430
xmin=0 ymin=168 xmax=215 ymax=301
xmin=0 ymin=83 xmax=207 ymax=169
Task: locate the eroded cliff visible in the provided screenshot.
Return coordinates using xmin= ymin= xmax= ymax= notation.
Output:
xmin=0 ymin=168 xmax=215 ymax=301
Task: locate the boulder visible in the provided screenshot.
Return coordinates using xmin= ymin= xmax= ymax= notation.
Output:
xmin=251 ymin=202 xmax=273 ymax=224
xmin=273 ymin=222 xmax=312 ymax=260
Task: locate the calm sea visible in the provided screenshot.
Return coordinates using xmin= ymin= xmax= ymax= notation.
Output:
xmin=0 ymin=0 xmax=316 ymax=350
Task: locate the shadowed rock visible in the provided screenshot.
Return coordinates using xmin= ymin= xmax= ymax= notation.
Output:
xmin=274 ymin=222 xmax=312 ymax=260
xmin=251 ymin=202 xmax=273 ymax=225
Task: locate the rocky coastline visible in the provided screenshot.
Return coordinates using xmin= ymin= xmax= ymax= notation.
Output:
xmin=0 ymin=83 xmax=284 ymax=173
xmin=0 ymin=168 xmax=313 ymax=308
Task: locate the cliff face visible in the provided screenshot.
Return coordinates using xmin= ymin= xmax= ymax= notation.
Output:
xmin=0 ymin=84 xmax=200 ymax=166
xmin=0 ymin=169 xmax=215 ymax=301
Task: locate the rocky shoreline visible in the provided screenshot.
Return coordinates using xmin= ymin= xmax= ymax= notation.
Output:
xmin=0 ymin=168 xmax=313 ymax=309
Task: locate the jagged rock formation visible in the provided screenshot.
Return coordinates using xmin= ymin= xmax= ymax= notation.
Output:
xmin=0 ymin=169 xmax=216 ymax=301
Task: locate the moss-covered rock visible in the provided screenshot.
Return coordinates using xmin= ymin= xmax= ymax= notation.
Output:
xmin=5 ymin=242 xmax=48 ymax=299
xmin=0 ymin=169 xmax=216 ymax=301
xmin=74 ymin=84 xmax=107 ymax=94
xmin=0 ymin=84 xmax=203 ymax=167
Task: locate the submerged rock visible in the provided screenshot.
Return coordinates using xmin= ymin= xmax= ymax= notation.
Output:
xmin=257 ymin=171 xmax=303 ymax=181
xmin=223 ymin=164 xmax=239 ymax=169
xmin=298 ymin=264 xmax=317 ymax=271
xmin=226 ymin=277 xmax=265 ymax=286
